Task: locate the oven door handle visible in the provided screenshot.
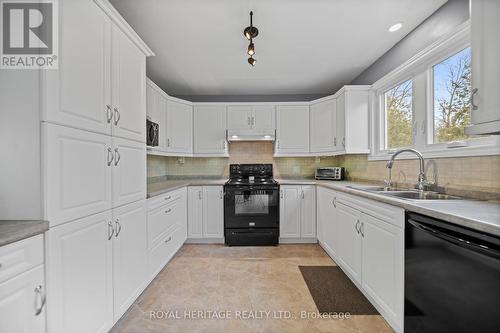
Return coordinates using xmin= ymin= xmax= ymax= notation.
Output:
xmin=230 ymin=231 xmax=275 ymax=235
xmin=408 ymin=219 xmax=500 ymax=260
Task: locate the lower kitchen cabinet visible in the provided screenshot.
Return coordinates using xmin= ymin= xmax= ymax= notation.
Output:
xmin=0 ymin=236 xmax=46 ymax=333
xmin=112 ymin=200 xmax=148 ymax=321
xmin=317 ymin=188 xmax=404 ymax=333
xmin=46 ymin=200 xmax=148 ymax=333
xmin=187 ymin=186 xmax=224 ymax=242
xmin=279 ymin=185 xmax=316 ymax=242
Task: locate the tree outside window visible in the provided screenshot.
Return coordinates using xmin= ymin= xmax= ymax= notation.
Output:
xmin=384 ymin=79 xmax=413 ymax=149
xmin=433 ymin=47 xmax=471 ymax=143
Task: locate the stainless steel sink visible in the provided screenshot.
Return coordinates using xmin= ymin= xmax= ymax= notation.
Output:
xmin=379 ymin=191 xmax=462 ymax=200
xmin=347 ymin=185 xmax=463 ymax=200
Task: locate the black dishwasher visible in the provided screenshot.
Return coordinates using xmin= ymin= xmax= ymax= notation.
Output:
xmin=405 ymin=212 xmax=500 ymax=333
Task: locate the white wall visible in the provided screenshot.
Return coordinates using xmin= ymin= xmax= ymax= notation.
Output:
xmin=0 ymin=71 xmax=41 ymax=219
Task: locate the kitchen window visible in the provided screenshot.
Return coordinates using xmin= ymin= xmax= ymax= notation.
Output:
xmin=371 ymin=22 xmax=500 ymax=160
xmin=384 ymin=79 xmax=413 ymax=150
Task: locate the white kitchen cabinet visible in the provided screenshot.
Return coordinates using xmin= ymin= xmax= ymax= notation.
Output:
xmin=279 ymin=185 xmax=316 ymax=241
xmin=111 ymin=25 xmax=147 ymax=143
xmin=275 ymin=105 xmax=310 ymax=155
xmin=187 ymin=186 xmax=224 ymax=242
xmin=112 ymin=137 xmax=146 ymax=208
xmin=361 ymin=212 xmax=403 ymax=325
xmin=334 ymin=86 xmax=370 ymax=154
xmin=165 ymin=100 xmax=193 ymax=154
xmin=44 ymin=124 xmax=146 ymax=226
xmin=203 ymin=187 xmax=225 ymax=238
xmin=227 ymin=105 xmax=275 ymax=132
xmin=42 ymin=0 xmax=112 ymax=135
xmin=335 ymin=201 xmax=362 ymax=283
xmin=193 ymin=105 xmax=228 ymax=155
xmin=112 ymin=200 xmax=148 ymax=321
xmin=0 ymin=265 xmax=46 ymax=333
xmin=317 ymin=189 xmax=404 ymax=332
xmin=467 ymin=0 xmax=500 ymax=135
xmin=46 ymin=210 xmax=114 ymax=333
xmin=310 ymin=98 xmax=336 ymax=153
xmin=43 ymin=0 xmax=152 ymax=141
xmin=43 ymin=123 xmax=113 ymax=226
xmin=146 ymin=80 xmax=166 ymax=150
xmin=316 ymin=187 xmax=337 ymax=256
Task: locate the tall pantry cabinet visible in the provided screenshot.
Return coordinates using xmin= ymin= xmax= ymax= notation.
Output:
xmin=41 ymin=1 xmax=154 ymax=332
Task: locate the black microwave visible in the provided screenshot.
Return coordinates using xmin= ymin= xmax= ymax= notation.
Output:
xmin=146 ymin=119 xmax=159 ymax=146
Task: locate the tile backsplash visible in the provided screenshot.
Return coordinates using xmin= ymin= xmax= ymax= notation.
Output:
xmin=148 ymin=142 xmax=500 ymax=200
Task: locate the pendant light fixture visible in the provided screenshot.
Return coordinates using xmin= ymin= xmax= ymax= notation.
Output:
xmin=243 ymin=11 xmax=258 ymax=66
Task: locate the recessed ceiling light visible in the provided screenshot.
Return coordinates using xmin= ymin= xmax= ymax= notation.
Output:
xmin=388 ymin=23 xmax=402 ymax=32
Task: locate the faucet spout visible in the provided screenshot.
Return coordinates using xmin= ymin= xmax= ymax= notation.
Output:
xmin=386 ymin=149 xmax=430 ymax=191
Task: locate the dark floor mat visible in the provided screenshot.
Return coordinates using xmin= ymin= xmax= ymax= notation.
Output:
xmin=299 ymin=265 xmax=379 ymax=315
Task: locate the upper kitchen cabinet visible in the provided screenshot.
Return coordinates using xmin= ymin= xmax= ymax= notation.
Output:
xmin=42 ymin=0 xmax=154 ymax=141
xmin=227 ymin=105 xmax=276 ymax=136
xmin=193 ymin=105 xmax=228 ymax=156
xmin=275 ymin=105 xmax=310 ymax=155
xmin=334 ymin=86 xmax=371 ymax=155
xmin=146 ymin=78 xmax=166 ymax=149
xmin=466 ymin=0 xmax=500 ymax=135
xmin=165 ymin=99 xmax=193 ymax=155
xmin=310 ymin=97 xmax=336 ymax=154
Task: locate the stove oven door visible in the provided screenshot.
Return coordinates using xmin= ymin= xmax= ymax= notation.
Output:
xmin=224 ymin=186 xmax=279 ymax=229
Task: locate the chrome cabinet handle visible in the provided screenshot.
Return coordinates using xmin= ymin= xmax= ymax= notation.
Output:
xmin=165 ymin=208 xmax=172 ymax=214
xmin=165 ymin=236 xmax=172 ymax=243
xmin=114 ymin=219 xmax=122 ymax=237
xmin=167 ymin=138 xmax=170 ymax=147
xmin=360 ymin=221 xmax=365 ymax=237
xmin=106 ymin=105 xmax=113 ymax=123
xmin=247 ymin=117 xmax=251 ymax=126
xmin=355 ymin=220 xmax=360 ymax=234
xmin=107 ymin=221 xmax=114 ymax=240
xmin=334 ymin=137 xmax=337 ymax=147
xmin=107 ymin=147 xmax=114 ymax=166
xmin=164 ymin=196 xmax=171 ymax=201
xmin=219 ymin=190 xmax=223 ymax=199
xmin=471 ymin=88 xmax=478 ymax=110
xmin=34 ymin=285 xmax=46 ymax=316
xmin=301 ymin=190 xmax=305 ymax=199
xmin=251 ymin=117 xmax=255 ymax=126
xmin=332 ymin=197 xmax=336 ymax=208
xmin=114 ymin=148 xmax=121 ymax=166
xmin=342 ymin=137 xmax=345 ymax=147
xmin=280 ymin=190 xmax=283 ymax=199
xmin=114 ymin=107 xmax=121 ymax=125
xmin=198 ymin=191 xmax=202 ymax=200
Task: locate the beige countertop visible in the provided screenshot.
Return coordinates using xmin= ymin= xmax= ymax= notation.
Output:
xmin=147 ymin=178 xmax=500 ymax=237
xmin=0 ymin=220 xmax=49 ymax=247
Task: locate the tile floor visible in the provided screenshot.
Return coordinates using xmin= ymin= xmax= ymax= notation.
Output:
xmin=112 ymin=244 xmax=394 ymax=333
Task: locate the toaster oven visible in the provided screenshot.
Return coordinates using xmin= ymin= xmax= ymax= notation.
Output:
xmin=315 ymin=167 xmax=345 ymax=180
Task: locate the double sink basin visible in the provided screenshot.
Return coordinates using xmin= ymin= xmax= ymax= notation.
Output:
xmin=347 ymin=185 xmax=462 ymax=201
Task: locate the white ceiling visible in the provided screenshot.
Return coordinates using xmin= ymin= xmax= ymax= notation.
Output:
xmin=110 ymin=0 xmax=447 ymax=97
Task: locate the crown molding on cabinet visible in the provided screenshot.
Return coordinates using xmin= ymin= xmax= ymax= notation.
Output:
xmin=94 ymin=0 xmax=155 ymax=57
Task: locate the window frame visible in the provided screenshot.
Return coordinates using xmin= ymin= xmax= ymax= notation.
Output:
xmin=370 ymin=20 xmax=500 ymax=161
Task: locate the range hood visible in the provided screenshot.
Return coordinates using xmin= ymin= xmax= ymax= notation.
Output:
xmin=227 ymin=129 xmax=275 ymax=142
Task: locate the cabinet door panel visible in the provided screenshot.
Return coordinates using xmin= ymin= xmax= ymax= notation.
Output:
xmin=276 ymin=106 xmax=310 ymax=153
xmin=336 ymin=93 xmax=346 ymax=151
xmin=187 ymin=187 xmax=203 ymax=238
xmin=112 ymin=200 xmax=148 ymax=321
xmin=46 ymin=210 xmax=114 ymax=333
xmin=0 ymin=265 xmax=45 ymax=333
xmin=44 ymin=124 xmax=112 ymax=226
xmin=193 ymin=106 xmax=227 ymax=154
xmin=227 ymin=106 xmax=252 ymax=131
xmin=361 ymin=213 xmax=403 ymax=322
xmin=112 ymin=26 xmax=146 ymax=143
xmin=166 ymin=100 xmax=192 ymax=153
xmin=310 ymin=100 xmax=335 ymax=153
xmin=252 ymin=105 xmax=276 ymax=131
xmin=335 ymin=202 xmax=362 ymax=283
xmin=317 ymin=188 xmax=337 ymax=255
xmin=279 ymin=186 xmax=301 ymax=238
xmin=203 ymin=186 xmax=224 ymax=238
xmin=300 ymin=186 xmax=316 ymax=238
xmin=112 ymin=137 xmax=146 ymax=208
xmin=43 ymin=0 xmax=111 ymax=134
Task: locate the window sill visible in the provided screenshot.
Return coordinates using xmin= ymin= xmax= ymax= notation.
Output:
xmin=368 ymin=144 xmax=500 ymax=161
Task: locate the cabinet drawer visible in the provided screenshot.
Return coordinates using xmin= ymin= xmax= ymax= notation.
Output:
xmin=147 ymin=198 xmax=186 ymax=247
xmin=148 ymin=226 xmax=186 ymax=278
xmin=147 ymin=188 xmax=185 ymax=211
xmin=0 ymin=235 xmax=44 ymax=284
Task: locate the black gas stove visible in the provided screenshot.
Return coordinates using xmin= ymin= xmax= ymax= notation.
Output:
xmin=224 ymin=164 xmax=279 ymax=246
